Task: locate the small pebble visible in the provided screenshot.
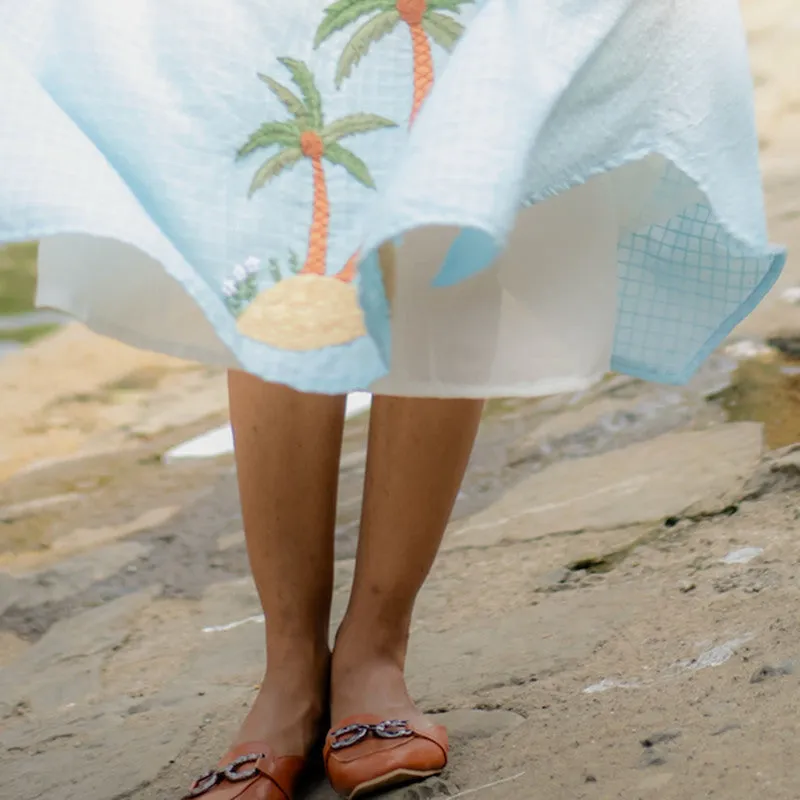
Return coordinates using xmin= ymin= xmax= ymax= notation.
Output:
xmin=750 ymin=663 xmax=793 ymax=684
xmin=779 ymin=286 xmax=800 ymax=305
xmin=641 ymin=730 xmax=681 ymax=748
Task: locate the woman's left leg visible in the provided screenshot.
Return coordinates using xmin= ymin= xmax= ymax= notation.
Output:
xmin=330 ymin=395 xmax=484 ymax=726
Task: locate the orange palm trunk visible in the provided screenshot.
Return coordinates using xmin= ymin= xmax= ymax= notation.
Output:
xmin=335 ymin=251 xmax=359 ymax=283
xmin=397 ymin=0 xmax=433 ymax=126
xmin=408 ymin=23 xmax=434 ymax=126
xmin=335 ymin=243 xmax=396 ymax=309
xmin=303 ymin=155 xmax=329 ymax=275
xmin=300 ymin=131 xmax=330 ymax=276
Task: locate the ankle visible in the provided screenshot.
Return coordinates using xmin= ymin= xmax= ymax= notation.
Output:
xmin=329 ymin=647 xmax=418 ymax=726
xmin=267 ymin=629 xmax=330 ymax=668
xmin=333 ymin=617 xmax=410 ymax=673
xmin=260 ymin=644 xmax=329 ymax=703
xmin=237 ymin=683 xmax=327 ymax=753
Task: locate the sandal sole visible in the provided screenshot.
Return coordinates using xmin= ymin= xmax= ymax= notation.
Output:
xmin=345 ymin=767 xmax=443 ymax=799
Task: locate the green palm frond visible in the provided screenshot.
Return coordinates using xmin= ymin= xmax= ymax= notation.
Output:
xmin=237 ymin=121 xmax=301 ymax=159
xmin=426 ymin=0 xmax=474 ymax=11
xmin=324 ymin=142 xmax=376 ymax=189
xmin=322 ymin=112 xmax=397 ymax=145
xmin=288 ymin=250 xmax=301 ymax=273
xmin=257 ymin=73 xmax=311 ymax=128
xmin=422 ymin=11 xmax=465 ymax=51
xmin=314 ymin=0 xmax=392 ymax=48
xmin=334 ymin=9 xmax=401 ymax=87
xmin=267 ymin=257 xmax=282 ymax=283
xmin=277 ymin=58 xmax=324 ymax=129
xmin=319 ymin=0 xmax=373 ymax=17
xmin=248 ymin=146 xmax=304 ymax=196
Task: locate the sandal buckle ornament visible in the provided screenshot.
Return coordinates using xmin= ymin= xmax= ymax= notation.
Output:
xmin=330 ymin=719 xmax=414 ymax=750
xmin=184 ymin=753 xmax=265 ymax=797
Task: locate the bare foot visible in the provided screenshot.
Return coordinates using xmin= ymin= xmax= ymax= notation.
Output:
xmin=234 ymin=652 xmax=331 ymax=757
xmin=330 ymin=632 xmax=430 ymax=732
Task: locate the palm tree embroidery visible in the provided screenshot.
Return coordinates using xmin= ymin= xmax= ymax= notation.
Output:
xmin=314 ymin=0 xmax=473 ymax=125
xmin=237 ymin=57 xmax=396 ymax=278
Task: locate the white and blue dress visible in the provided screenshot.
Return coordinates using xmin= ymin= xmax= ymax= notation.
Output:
xmin=0 ymin=0 xmax=785 ymax=396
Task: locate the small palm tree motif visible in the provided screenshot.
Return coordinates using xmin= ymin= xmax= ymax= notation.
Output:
xmin=233 ymin=59 xmax=397 ymax=351
xmin=314 ymin=0 xmax=473 ymax=125
xmin=238 ymin=57 xmax=396 ymax=278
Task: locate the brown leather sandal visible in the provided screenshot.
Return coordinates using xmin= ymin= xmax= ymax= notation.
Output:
xmin=182 ymin=742 xmax=307 ymax=800
xmin=323 ymin=715 xmax=448 ymax=799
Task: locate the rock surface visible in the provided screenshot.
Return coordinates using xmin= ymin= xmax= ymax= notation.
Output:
xmin=447 ymin=423 xmax=763 ymax=549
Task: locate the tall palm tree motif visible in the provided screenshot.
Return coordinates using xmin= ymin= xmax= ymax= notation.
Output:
xmin=314 ymin=0 xmax=473 ymax=125
xmin=238 ymin=57 xmax=396 ymax=277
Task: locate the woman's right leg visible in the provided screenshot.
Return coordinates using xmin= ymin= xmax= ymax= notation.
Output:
xmin=228 ymin=371 xmax=347 ymax=755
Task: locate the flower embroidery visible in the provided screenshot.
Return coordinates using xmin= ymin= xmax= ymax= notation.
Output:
xmin=222 ymin=257 xmax=260 ymax=316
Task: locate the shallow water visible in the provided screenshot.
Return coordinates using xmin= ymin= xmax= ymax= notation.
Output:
xmin=0 ymin=242 xmax=63 ymax=351
xmin=718 ymin=350 xmax=800 ymax=449
xmin=0 ymin=242 xmax=37 ymax=312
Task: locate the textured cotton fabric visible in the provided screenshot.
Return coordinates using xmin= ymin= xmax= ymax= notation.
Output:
xmin=0 ymin=0 xmax=785 ymax=396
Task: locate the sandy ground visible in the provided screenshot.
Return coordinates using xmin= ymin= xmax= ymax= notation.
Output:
xmin=1 ymin=3 xmax=799 ymax=799
xmin=1 ymin=368 xmax=799 ymax=800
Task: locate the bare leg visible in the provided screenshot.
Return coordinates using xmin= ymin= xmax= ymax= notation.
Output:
xmin=228 ymin=371 xmax=346 ymax=754
xmin=331 ymin=396 xmax=484 ymax=726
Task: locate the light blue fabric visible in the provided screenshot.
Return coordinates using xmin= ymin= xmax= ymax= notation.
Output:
xmin=0 ymin=0 xmax=785 ymax=394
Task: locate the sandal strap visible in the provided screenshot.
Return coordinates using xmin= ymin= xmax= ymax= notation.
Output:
xmin=324 ymin=716 xmax=447 ymax=761
xmin=184 ymin=743 xmax=305 ymax=799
